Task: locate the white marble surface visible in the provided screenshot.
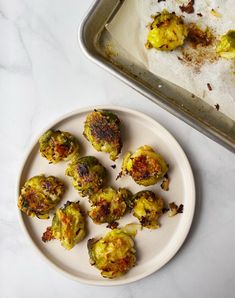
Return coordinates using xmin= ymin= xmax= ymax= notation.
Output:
xmin=0 ymin=0 xmax=235 ymax=297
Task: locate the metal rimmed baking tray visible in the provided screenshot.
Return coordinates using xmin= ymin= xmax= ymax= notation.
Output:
xmin=79 ymin=0 xmax=235 ymax=153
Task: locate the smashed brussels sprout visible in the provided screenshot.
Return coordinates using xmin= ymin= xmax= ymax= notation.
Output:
xmin=146 ymin=10 xmax=188 ymax=51
xmin=18 ymin=175 xmax=65 ymax=219
xmin=66 ymin=156 xmax=107 ymax=197
xmin=83 ymin=110 xmax=122 ymax=161
xmin=121 ymin=145 xmax=168 ymax=186
xmin=88 ymin=187 xmax=132 ymax=224
xmin=88 ymin=228 xmax=136 ymax=278
xmin=132 ymin=191 xmax=164 ymax=229
xmin=42 ymin=201 xmax=86 ymax=250
xmin=39 ymin=130 xmax=79 ymax=163
xmin=216 ymin=30 xmax=235 ymax=59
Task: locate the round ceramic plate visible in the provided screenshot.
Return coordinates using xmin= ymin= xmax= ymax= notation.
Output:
xmin=17 ymin=105 xmax=195 ymax=286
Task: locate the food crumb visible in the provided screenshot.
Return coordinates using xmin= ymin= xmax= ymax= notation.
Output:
xmin=106 ymin=222 xmax=119 ymax=229
xmin=197 ymin=13 xmax=203 ymax=17
xmin=207 ymin=83 xmax=212 ymax=91
xmin=111 ymin=164 xmax=116 ymax=169
xmin=42 ymin=227 xmax=54 ymax=242
xmin=215 ymin=104 xmax=220 ymax=111
xmin=179 ymin=0 xmax=195 ymax=14
xmin=168 ymin=202 xmax=184 ymax=217
xmin=161 ymin=173 xmax=170 ymax=191
xmin=181 ymin=24 xmax=218 ymax=71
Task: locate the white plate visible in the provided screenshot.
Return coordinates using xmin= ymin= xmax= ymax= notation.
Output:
xmin=17 ymin=105 xmax=195 ymax=286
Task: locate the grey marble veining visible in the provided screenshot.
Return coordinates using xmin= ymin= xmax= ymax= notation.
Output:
xmin=0 ymin=1 xmax=235 ymax=297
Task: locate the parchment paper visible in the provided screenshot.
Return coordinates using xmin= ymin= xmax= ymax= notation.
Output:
xmin=107 ymin=0 xmax=235 ymax=120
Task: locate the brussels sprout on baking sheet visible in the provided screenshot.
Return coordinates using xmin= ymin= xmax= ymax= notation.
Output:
xmin=146 ymin=9 xmax=188 ymax=51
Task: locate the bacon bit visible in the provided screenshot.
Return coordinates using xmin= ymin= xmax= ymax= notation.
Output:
xmin=207 ymin=83 xmax=212 ymax=91
xmin=111 ymin=164 xmax=116 ymax=169
xmin=179 ymin=0 xmax=195 ymax=14
xmin=168 ymin=202 xmax=184 ymax=217
xmin=161 ymin=173 xmax=169 ymax=191
xmin=215 ymin=104 xmax=220 ymax=111
xmin=158 ymin=0 xmax=166 ymax=2
xmin=197 ymin=13 xmax=203 ymax=17
xmin=106 ymin=222 xmax=119 ymax=229
xmin=42 ymin=227 xmax=54 ymax=242
xmin=177 ymin=56 xmax=183 ymax=61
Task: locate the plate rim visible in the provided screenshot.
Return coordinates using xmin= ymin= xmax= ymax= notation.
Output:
xmin=16 ymin=105 xmax=195 ymax=286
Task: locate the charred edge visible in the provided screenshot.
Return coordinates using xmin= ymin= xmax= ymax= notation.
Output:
xmin=42 ymin=227 xmax=54 ymax=242
xmin=179 ymin=0 xmax=195 ymax=14
xmin=106 ymin=222 xmax=119 ymax=229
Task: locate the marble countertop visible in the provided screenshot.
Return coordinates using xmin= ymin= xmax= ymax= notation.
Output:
xmin=1 ymin=1 xmax=235 ymax=297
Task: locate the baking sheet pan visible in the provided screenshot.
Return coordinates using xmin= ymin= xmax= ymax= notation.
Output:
xmin=79 ymin=0 xmax=235 ymax=152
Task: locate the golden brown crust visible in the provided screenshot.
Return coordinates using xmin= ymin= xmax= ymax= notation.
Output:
xmin=88 ymin=187 xmax=130 ymax=224
xmin=18 ymin=175 xmax=65 ymax=219
xmin=89 ymin=112 xmax=120 ymax=144
xmin=131 ymin=155 xmax=162 ymax=181
xmin=83 ymin=110 xmax=122 ymax=161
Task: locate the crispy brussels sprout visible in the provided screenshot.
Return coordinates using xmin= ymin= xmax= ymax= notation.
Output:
xmin=66 ymin=156 xmax=107 ymax=197
xmin=18 ymin=175 xmax=65 ymax=219
xmin=132 ymin=191 xmax=164 ymax=229
xmin=121 ymin=145 xmax=168 ymax=186
xmin=42 ymin=201 xmax=86 ymax=250
xmin=88 ymin=228 xmax=136 ymax=278
xmin=146 ymin=10 xmax=188 ymax=51
xmin=216 ymin=30 xmax=235 ymax=59
xmin=83 ymin=110 xmax=122 ymax=161
xmin=88 ymin=187 xmax=132 ymax=224
xmin=39 ymin=130 xmax=79 ymax=163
